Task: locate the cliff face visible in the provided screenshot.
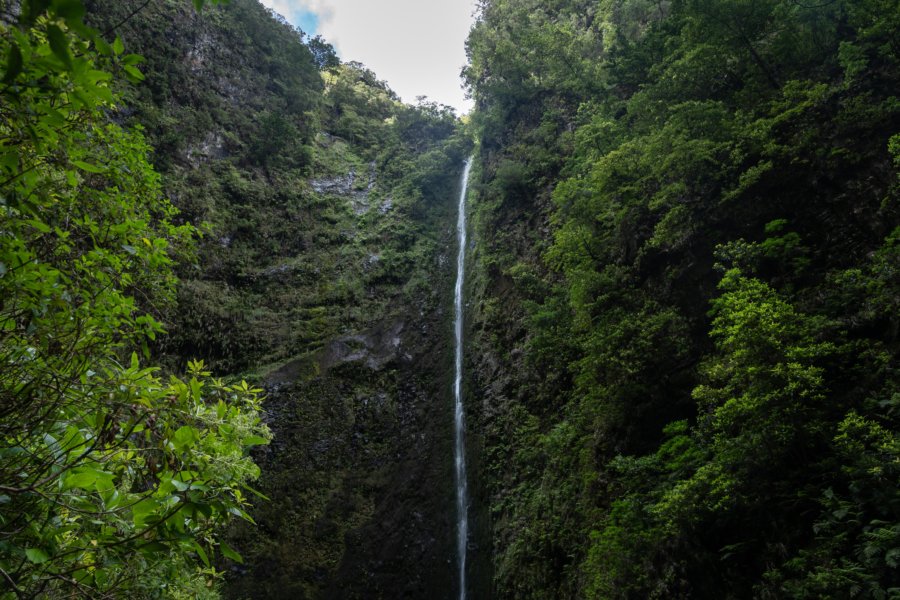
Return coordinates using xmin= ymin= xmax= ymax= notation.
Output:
xmin=86 ymin=0 xmax=471 ymax=596
xmin=223 ymin=134 xmax=467 ymax=598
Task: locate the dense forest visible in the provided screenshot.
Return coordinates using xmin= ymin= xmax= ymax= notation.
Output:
xmin=464 ymin=0 xmax=900 ymax=597
xmin=2 ymin=0 xmax=899 ymax=598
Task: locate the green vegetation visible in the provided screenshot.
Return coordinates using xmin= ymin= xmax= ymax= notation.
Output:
xmin=1 ymin=0 xmax=469 ymax=596
xmin=0 ymin=0 xmax=267 ymax=597
xmin=9 ymin=0 xmax=896 ymax=597
xmin=465 ymin=0 xmax=900 ymax=597
xmin=81 ymin=0 xmax=468 ymax=377
xmin=74 ymin=0 xmax=469 ymax=596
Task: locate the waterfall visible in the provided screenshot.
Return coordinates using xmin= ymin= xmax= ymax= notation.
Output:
xmin=454 ymin=156 xmax=473 ymax=600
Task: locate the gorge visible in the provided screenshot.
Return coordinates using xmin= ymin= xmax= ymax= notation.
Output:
xmin=2 ymin=0 xmax=900 ymax=598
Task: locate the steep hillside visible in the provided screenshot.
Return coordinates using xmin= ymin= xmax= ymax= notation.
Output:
xmin=464 ymin=0 xmax=900 ymax=597
xmin=84 ymin=0 xmax=472 ymax=596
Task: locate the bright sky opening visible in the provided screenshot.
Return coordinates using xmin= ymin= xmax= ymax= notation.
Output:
xmin=258 ymin=0 xmax=477 ymax=115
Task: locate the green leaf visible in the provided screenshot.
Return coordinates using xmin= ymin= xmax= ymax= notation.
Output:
xmin=169 ymin=478 xmax=190 ymax=492
xmin=72 ymin=160 xmax=105 ymax=173
xmin=24 ymin=0 xmax=52 ymax=25
xmin=122 ymin=53 xmax=144 ymax=66
xmin=46 ymin=24 xmax=72 ymax=70
xmin=25 ymin=548 xmax=50 ymax=564
xmin=190 ymin=540 xmax=210 ymax=567
xmin=242 ymin=484 xmax=271 ymax=501
xmin=172 ymin=425 xmax=199 ymax=451
xmin=94 ymin=36 xmax=112 ymax=56
xmin=63 ymin=469 xmax=99 ymax=490
xmin=132 ymin=497 xmax=159 ymax=528
xmin=140 ymin=541 xmax=170 ymax=555
xmin=112 ymin=36 xmax=124 ymax=56
xmin=122 ymin=64 xmax=144 ymax=82
xmin=2 ymin=41 xmax=23 ymax=84
xmin=220 ymin=541 xmax=243 ymax=563
xmin=0 ymin=148 xmax=18 ymax=173
xmin=242 ymin=435 xmax=269 ymax=447
xmin=26 ymin=219 xmax=51 ymax=233
xmin=52 ymin=0 xmax=87 ymax=23
xmin=192 ymin=501 xmax=213 ymax=519
xmin=228 ymin=506 xmax=255 ymax=524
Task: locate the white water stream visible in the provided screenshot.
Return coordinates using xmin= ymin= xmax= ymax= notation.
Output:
xmin=453 ymin=157 xmax=473 ymax=600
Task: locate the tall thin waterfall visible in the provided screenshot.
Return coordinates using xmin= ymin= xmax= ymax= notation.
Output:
xmin=454 ymin=157 xmax=473 ymax=600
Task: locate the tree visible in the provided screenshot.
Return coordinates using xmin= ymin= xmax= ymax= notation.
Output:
xmin=0 ymin=1 xmax=269 ymax=597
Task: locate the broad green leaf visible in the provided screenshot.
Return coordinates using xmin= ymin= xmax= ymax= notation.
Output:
xmin=85 ymin=69 xmax=113 ymax=84
xmin=220 ymin=541 xmax=243 ymax=563
xmin=25 ymin=548 xmax=50 ymax=564
xmin=46 ymin=24 xmax=72 ymax=70
xmin=102 ymin=489 xmax=120 ymax=510
xmin=52 ymin=0 xmax=87 ymax=23
xmin=2 ymin=42 xmax=23 ymax=83
xmin=26 ymin=219 xmax=51 ymax=233
xmin=94 ymin=36 xmax=112 ymax=56
xmin=228 ymin=506 xmax=255 ymax=524
xmin=140 ymin=541 xmax=169 ymax=555
xmin=132 ymin=497 xmax=159 ymax=528
xmin=63 ymin=469 xmax=99 ymax=490
xmin=0 ymin=148 xmax=18 ymax=172
xmin=112 ymin=36 xmax=124 ymax=56
xmin=190 ymin=540 xmax=210 ymax=567
xmin=192 ymin=502 xmax=213 ymax=519
xmin=123 ymin=64 xmax=144 ymax=82
xmin=169 ymin=478 xmax=190 ymax=492
xmin=242 ymin=435 xmax=269 ymax=447
xmin=172 ymin=425 xmax=199 ymax=451
xmin=72 ymin=160 xmax=105 ymax=173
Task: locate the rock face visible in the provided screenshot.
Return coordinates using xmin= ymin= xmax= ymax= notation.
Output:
xmin=227 ymin=245 xmax=459 ymax=600
xmin=310 ymin=161 xmax=378 ymax=215
xmin=221 ymin=143 xmax=467 ymax=597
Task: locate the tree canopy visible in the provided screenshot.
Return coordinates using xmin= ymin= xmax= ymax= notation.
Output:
xmin=0 ymin=1 xmax=269 ymax=597
xmin=464 ymin=0 xmax=900 ymax=596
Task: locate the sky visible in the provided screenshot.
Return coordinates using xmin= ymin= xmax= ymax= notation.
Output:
xmin=258 ymin=0 xmax=478 ymax=115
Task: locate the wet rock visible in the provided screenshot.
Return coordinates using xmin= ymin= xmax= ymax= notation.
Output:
xmin=318 ymin=320 xmax=406 ymax=372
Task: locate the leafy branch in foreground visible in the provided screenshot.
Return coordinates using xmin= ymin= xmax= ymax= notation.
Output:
xmin=1 ymin=3 xmax=269 ymax=598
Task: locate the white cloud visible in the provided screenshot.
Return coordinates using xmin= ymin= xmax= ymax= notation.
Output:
xmin=259 ymin=0 xmax=477 ymax=114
